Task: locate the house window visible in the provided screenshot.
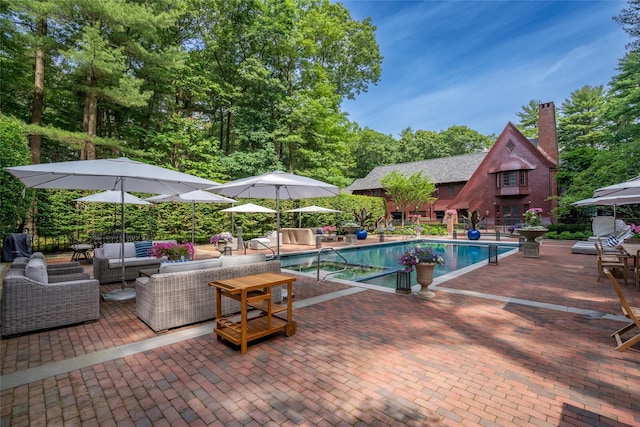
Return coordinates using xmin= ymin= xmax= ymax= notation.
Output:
xmin=506 ymin=140 xmax=515 ymax=152
xmin=448 ymin=183 xmax=455 ymax=195
xmin=502 ymin=171 xmax=517 ymax=187
xmin=372 ymin=189 xmax=381 ymax=197
xmin=519 ymin=171 xmax=527 ymax=186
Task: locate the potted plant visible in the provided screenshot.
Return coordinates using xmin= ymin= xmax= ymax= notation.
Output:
xmin=149 ymin=241 xmax=195 ymax=261
xmin=399 ymin=246 xmax=445 ymax=299
xmin=462 ymin=209 xmax=482 ymax=240
xmin=210 ymin=232 xmax=234 ymax=251
xmin=353 ymin=208 xmax=372 ymax=239
xmin=515 ymin=208 xmax=548 ymax=258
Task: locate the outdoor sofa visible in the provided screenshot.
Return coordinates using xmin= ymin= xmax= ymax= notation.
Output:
xmin=92 ymin=240 xmax=175 ymax=284
xmin=1 ymin=257 xmax=100 ymax=337
xmin=280 ymin=228 xmax=317 ymax=246
xmin=10 ymin=252 xmax=86 ymax=275
xmin=135 ymin=254 xmax=283 ymax=332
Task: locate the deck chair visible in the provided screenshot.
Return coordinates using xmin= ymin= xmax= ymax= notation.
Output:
xmin=596 ymin=238 xmax=627 ymax=285
xmin=603 ymin=269 xmax=640 ymax=352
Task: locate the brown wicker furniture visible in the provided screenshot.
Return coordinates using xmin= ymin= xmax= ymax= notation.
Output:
xmin=603 ymin=268 xmax=640 ymax=352
xmin=1 ymin=259 xmax=100 ymax=337
xmin=135 ymin=256 xmax=281 ymax=333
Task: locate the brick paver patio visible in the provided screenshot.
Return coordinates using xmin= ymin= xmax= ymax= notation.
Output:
xmin=1 ymin=239 xmax=639 ymax=426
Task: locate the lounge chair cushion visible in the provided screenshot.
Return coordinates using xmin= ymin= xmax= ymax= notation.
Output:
xmin=25 ymin=257 xmax=48 ymax=284
xmin=159 ymin=259 xmax=221 ymax=273
xmin=606 ymin=236 xmax=620 ymax=247
xmin=219 ymin=253 xmax=266 ymax=267
xmin=134 ymin=240 xmax=153 ymax=257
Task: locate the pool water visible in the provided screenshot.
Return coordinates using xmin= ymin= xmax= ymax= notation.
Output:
xmin=280 ymin=240 xmax=516 ymax=288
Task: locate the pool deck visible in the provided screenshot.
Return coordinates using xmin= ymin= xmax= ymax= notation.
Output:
xmin=1 ymin=236 xmax=639 ymax=426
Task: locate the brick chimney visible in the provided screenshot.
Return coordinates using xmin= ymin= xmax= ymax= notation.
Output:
xmin=538 ymin=102 xmax=558 ymax=163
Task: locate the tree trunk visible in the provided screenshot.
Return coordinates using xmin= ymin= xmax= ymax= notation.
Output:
xmin=30 ymin=17 xmax=47 ymax=165
xmin=83 ymin=75 xmax=97 ymax=160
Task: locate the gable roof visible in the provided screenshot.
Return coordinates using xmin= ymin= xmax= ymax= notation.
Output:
xmin=346 ymin=152 xmax=487 ymax=192
xmin=449 ymin=122 xmax=557 ymax=211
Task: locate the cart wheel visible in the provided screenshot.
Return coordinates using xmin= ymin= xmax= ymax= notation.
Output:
xmin=285 ymin=321 xmax=297 ymax=337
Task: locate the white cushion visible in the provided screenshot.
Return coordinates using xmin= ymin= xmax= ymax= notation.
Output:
xmin=159 ymin=259 xmax=221 ymax=273
xmin=219 ymin=254 xmax=266 ymax=267
xmin=102 ymin=242 xmax=136 ymax=259
xmin=30 ymin=252 xmax=46 ymax=260
xmin=25 ymin=257 xmax=48 ymax=283
xmin=108 ymin=256 xmax=163 ymax=269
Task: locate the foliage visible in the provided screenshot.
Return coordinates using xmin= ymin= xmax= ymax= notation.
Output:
xmin=0 ymin=115 xmax=34 ymax=236
xmin=380 ymin=171 xmax=436 ymax=226
xmin=148 ymin=241 xmax=195 ymax=260
xmin=353 ymin=207 xmax=372 ymax=228
xmin=461 ymin=209 xmax=482 ymax=230
xmin=515 ymin=99 xmax=543 ymax=138
xmin=524 ymin=208 xmax=544 ymax=228
xmin=399 ymin=246 xmax=445 ymax=272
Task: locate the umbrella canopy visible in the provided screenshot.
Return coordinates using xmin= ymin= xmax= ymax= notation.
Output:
xmin=572 ymin=194 xmax=640 ymax=207
xmin=5 ymin=157 xmax=219 ymax=301
xmin=285 ymin=205 xmax=342 ymax=213
xmin=209 ymin=171 xmax=339 ymax=257
xmin=75 ymin=190 xmax=151 ymax=205
xmin=220 ymin=203 xmax=276 ymax=213
xmin=285 ymin=205 xmax=342 ymax=227
xmin=146 ymin=190 xmax=235 ymax=245
xmin=593 ymin=175 xmax=640 ymax=198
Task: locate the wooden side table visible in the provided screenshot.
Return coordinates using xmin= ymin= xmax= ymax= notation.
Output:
xmin=209 ymin=272 xmax=296 ymax=354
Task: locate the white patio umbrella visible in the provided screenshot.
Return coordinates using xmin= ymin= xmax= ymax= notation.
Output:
xmin=220 ymin=203 xmax=277 ymax=213
xmin=75 ymin=190 xmax=151 ymax=205
xmin=75 ymin=190 xmax=151 ymax=240
xmin=285 ymin=205 xmax=342 ymax=227
xmin=219 ymin=203 xmax=277 ymax=251
xmin=5 ymin=157 xmax=219 ymax=301
xmin=572 ymin=194 xmax=640 ymax=233
xmin=145 ymin=190 xmax=235 ymax=245
xmin=593 ymin=175 xmax=640 ymax=198
xmin=209 ymin=171 xmax=340 ymax=257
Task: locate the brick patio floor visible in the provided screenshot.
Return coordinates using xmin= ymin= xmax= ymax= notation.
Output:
xmin=1 ymin=238 xmax=639 ymax=426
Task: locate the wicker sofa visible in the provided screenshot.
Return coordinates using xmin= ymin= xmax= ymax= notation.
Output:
xmin=92 ymin=240 xmax=175 ymax=284
xmin=10 ymin=252 xmax=86 ymax=275
xmin=1 ymin=257 xmax=100 ymax=337
xmin=135 ymin=254 xmax=282 ymax=332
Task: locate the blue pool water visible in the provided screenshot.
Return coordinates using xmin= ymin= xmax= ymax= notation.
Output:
xmin=280 ymin=240 xmax=517 ymax=288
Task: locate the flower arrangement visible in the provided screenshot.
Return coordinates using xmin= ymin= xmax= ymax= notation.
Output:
xmin=399 ymin=246 xmax=445 ymax=272
xmin=523 ymin=208 xmax=544 ymax=228
xmin=322 ymin=225 xmax=337 ymax=234
xmin=630 ymin=223 xmax=640 ymax=239
xmin=445 ymin=209 xmax=457 ymax=218
xmin=210 ymin=232 xmax=234 ymax=245
xmin=149 ymin=241 xmax=195 ymax=260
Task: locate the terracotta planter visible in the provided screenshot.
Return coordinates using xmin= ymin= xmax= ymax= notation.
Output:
xmin=415 ymin=262 xmax=436 ymax=299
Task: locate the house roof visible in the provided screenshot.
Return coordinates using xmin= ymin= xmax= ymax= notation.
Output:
xmin=345 ymin=152 xmax=488 ymax=192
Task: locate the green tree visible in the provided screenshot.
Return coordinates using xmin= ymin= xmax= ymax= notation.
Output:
xmin=515 ymin=99 xmax=542 ymax=138
xmin=380 ymin=171 xmax=436 ymax=226
xmin=349 ymin=127 xmax=399 ymax=179
xmin=0 ymin=115 xmax=34 ymax=236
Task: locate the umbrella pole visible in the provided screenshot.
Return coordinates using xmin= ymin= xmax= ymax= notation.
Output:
xmin=276 ymin=186 xmax=281 ymax=258
xmin=102 ymin=179 xmax=136 ymax=301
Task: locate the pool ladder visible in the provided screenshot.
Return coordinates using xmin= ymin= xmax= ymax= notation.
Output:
xmin=316 ymin=247 xmax=348 ymax=281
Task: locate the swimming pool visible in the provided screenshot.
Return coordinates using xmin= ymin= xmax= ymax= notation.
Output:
xmin=280 ymin=240 xmax=518 ymax=289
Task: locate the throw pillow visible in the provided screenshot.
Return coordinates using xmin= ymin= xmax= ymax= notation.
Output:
xmin=25 ymin=257 xmax=48 ymax=283
xmin=134 ymin=240 xmax=153 ymax=257
xmin=606 ymin=235 xmax=619 ymax=247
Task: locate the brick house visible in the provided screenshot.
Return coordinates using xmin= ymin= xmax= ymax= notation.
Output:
xmin=346 ymin=102 xmax=559 ymax=229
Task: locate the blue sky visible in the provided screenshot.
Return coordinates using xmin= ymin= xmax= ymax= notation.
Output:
xmin=340 ymin=0 xmax=630 ymax=137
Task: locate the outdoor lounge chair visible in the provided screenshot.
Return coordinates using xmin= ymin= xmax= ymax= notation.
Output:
xmin=603 ymin=268 xmax=640 ymax=352
xmin=595 ymin=238 xmax=628 ymax=285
